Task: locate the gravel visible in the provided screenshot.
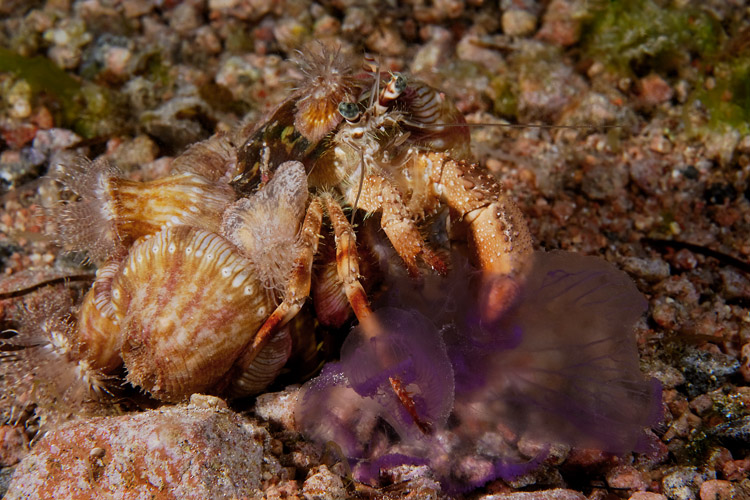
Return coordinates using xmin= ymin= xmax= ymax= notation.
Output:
xmin=1 ymin=0 xmax=749 ymax=498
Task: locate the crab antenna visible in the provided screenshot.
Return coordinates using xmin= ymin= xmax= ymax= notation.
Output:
xmin=0 ymin=274 xmax=96 ymax=300
xmin=401 ymin=120 xmax=623 ymax=131
xmin=368 ymin=58 xmax=381 ymax=111
xmin=350 ymin=146 xmax=366 ymax=225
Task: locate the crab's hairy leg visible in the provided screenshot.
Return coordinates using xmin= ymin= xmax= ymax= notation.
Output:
xmin=325 ymin=195 xmax=432 ymax=433
xmin=225 ymin=198 xmax=324 ymax=395
xmin=347 ymin=175 xmax=447 ymax=277
xmin=423 ymin=152 xmax=533 ymax=274
xmin=322 ymin=194 xmax=374 ymax=323
xmin=423 ymin=151 xmax=533 ymax=316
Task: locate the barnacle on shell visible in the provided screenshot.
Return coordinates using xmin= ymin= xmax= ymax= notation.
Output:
xmin=221 ymin=161 xmax=309 ymax=296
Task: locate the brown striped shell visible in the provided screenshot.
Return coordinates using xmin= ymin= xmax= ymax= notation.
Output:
xmin=54 ymin=156 xmax=235 ymax=263
xmin=107 ymin=172 xmax=235 ymax=243
xmin=75 ymin=260 xmax=123 ymax=374
xmin=110 ymin=226 xmax=274 ymax=401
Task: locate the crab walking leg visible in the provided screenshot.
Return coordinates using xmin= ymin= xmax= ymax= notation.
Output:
xmin=322 ymin=194 xmax=374 ymax=323
xmin=227 ymin=198 xmax=324 ymax=396
xmin=324 ymin=195 xmax=434 ymax=434
xmin=345 ymin=175 xmax=447 ymax=277
xmin=422 ymin=152 xmax=534 ymax=316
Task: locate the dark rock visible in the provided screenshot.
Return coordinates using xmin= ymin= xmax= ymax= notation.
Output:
xmin=678 ymin=347 xmax=740 ymax=398
xmin=710 ymin=415 xmax=750 ymax=447
xmin=704 ymin=183 xmax=737 ymax=205
xmin=661 ymin=466 xmax=712 ymax=500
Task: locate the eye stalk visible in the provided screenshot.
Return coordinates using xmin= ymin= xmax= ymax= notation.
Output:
xmin=382 ymin=73 xmax=407 ymax=102
xmin=338 ymin=101 xmax=361 ymax=122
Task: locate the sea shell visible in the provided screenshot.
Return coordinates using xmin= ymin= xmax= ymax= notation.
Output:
xmin=107 ymin=172 xmax=235 ymax=243
xmin=75 ymin=260 xmax=123 ymax=374
xmin=54 ymin=157 xmax=235 ymax=263
xmin=110 ymin=226 xmax=273 ymax=401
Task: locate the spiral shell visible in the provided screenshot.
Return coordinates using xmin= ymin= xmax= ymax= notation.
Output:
xmin=110 ymin=226 xmax=273 ymax=401
xmin=75 ymin=260 xmax=123 ymax=374
xmin=108 ymin=172 xmax=235 ymax=242
xmin=54 ymin=157 xmax=235 ymax=263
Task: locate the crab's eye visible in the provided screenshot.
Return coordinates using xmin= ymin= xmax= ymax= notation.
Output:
xmin=393 ymin=73 xmax=407 ymax=95
xmin=338 ymin=102 xmax=361 ymax=121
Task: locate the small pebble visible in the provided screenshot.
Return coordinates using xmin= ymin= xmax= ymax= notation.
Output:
xmin=628 ymin=493 xmax=667 ymax=500
xmin=698 ymin=479 xmax=735 ymax=500
xmin=365 ymin=25 xmax=406 ymax=56
xmin=7 ymin=80 xmax=32 ymax=119
xmin=721 ymin=458 xmax=750 ymax=481
xmin=502 ymin=9 xmax=537 ymax=37
xmin=188 ymin=393 xmax=228 ymax=410
xmin=209 ymin=0 xmax=240 ymax=9
xmin=254 ymin=386 xmax=299 ymax=431
xmin=650 ymin=135 xmax=672 ymax=154
xmin=661 ymin=467 xmax=711 ymax=500
xmin=481 ymin=488 xmax=586 ymax=500
xmin=169 ymin=1 xmax=202 ymax=34
xmin=121 ymin=0 xmax=153 ymax=18
xmin=639 ymin=74 xmax=674 ymax=106
xmin=0 ymin=426 xmax=29 ymax=467
xmin=536 ymin=0 xmax=581 ymax=46
xmin=679 ymin=348 xmax=740 ymax=398
xmin=341 ymin=7 xmax=372 ymax=36
xmin=719 ymin=267 xmax=750 ymax=300
xmin=302 ymin=465 xmax=347 ymax=500
xmin=740 ymin=343 xmax=750 ymax=382
xmin=688 ymin=394 xmax=713 ymax=416
xmin=605 ymin=465 xmax=648 ymax=492
xmin=581 ymin=162 xmax=629 ymax=200
xmin=703 ymin=128 xmax=741 ymax=167
xmin=622 ymin=257 xmax=671 ymax=283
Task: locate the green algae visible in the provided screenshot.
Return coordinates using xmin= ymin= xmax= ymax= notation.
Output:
xmin=0 ymin=47 xmax=80 ymax=102
xmin=490 ymin=75 xmax=518 ymax=119
xmin=581 ymin=0 xmax=723 ymax=77
xmin=689 ymin=57 xmax=750 ymax=135
xmin=0 ymin=47 xmax=126 ymax=138
xmin=581 ymin=1 xmax=750 ymax=135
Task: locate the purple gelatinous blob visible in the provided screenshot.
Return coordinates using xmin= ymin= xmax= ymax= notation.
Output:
xmin=295 ymin=250 xmax=662 ymax=493
xmin=455 ymin=251 xmax=660 ymax=454
xmin=340 ymin=307 xmax=455 ymax=435
xmin=295 ymin=362 xmax=382 ymax=458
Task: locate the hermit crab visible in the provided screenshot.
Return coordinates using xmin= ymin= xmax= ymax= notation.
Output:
xmin=2 ymin=46 xmax=659 ymax=491
xmin=3 ymin=46 xmax=534 ymax=405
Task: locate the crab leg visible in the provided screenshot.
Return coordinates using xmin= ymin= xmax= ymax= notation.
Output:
xmin=322 ymin=194 xmax=374 ymax=323
xmin=324 ymin=194 xmax=433 ymax=433
xmin=346 ymin=175 xmax=447 ymax=277
xmin=422 ymin=151 xmax=534 ymax=316
xmin=227 ymin=198 xmax=324 ymax=396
